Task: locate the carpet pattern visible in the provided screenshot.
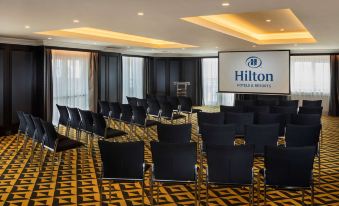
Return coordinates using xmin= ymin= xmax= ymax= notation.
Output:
xmin=0 ymin=107 xmax=338 ymax=206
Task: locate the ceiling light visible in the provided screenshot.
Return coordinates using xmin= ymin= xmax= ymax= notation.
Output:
xmin=252 ymin=45 xmax=257 ymax=47
xmin=25 ymin=25 xmax=30 ymax=29
xmin=47 ymin=37 xmax=52 ymax=40
xmin=294 ymin=43 xmax=298 ymax=46
xmin=73 ymin=19 xmax=80 ymax=23
xmin=137 ymin=12 xmax=144 ymax=16
xmin=265 ymin=19 xmax=271 ymax=22
xmin=182 ymin=48 xmax=185 ymax=50
xmin=215 ymin=46 xmax=219 ymax=49
xmin=222 ymin=2 xmax=230 ymax=6
xmin=280 ymin=28 xmax=285 ymax=32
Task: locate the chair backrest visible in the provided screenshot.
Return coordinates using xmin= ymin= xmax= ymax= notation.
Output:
xmin=120 ymin=104 xmax=133 ymax=122
xmin=206 ymin=145 xmax=254 ymax=184
xmin=178 ymin=96 xmax=193 ymax=112
xmin=291 ymin=113 xmax=321 ymax=125
xmin=256 ymin=99 xmax=278 ymax=107
xmin=235 ymin=100 xmax=255 ymax=107
xmin=279 ymin=100 xmax=299 ymax=108
xmin=156 ymin=95 xmax=167 ymax=105
xmin=147 ymin=98 xmax=160 ymax=116
xmin=137 ymin=98 xmax=148 ymax=110
xmin=264 ymin=146 xmax=316 ymax=188
xmin=302 ymin=100 xmax=322 ymax=107
xmin=98 ymin=141 xmax=145 ymax=179
xmin=17 ymin=111 xmax=27 ymax=132
xmin=67 ymin=107 xmax=81 ymax=129
xmin=167 ymin=96 xmax=179 ymax=110
xmin=285 ymin=124 xmax=321 ymax=149
xmin=109 ymin=102 xmax=121 ymax=119
xmin=298 ymin=106 xmax=323 ymax=115
xmin=99 ymin=101 xmax=110 ymax=117
xmin=132 ymin=106 xmax=147 ymax=125
xmin=78 ymin=109 xmax=94 ymax=133
xmin=32 ymin=116 xmax=45 ymax=143
xmin=197 ymin=112 xmax=224 ymax=132
xmin=256 ymin=113 xmax=286 ymax=136
xmin=225 ymin=112 xmax=254 ymax=136
xmin=151 ymin=142 xmax=197 ymax=181
xmin=270 ymin=106 xmax=298 ymax=124
xmin=246 ymin=105 xmax=270 ymax=114
xmin=157 ymin=123 xmax=192 ymax=143
xmin=200 ymin=124 xmax=235 ymax=152
xmin=126 ymin=97 xmax=138 ymax=107
xmin=92 ymin=112 xmax=107 ymax=137
xmin=160 ymin=102 xmax=175 ymax=118
xmin=56 ymin=104 xmax=69 ymax=126
xmin=220 ymin=105 xmax=244 ymax=114
xmin=23 ymin=114 xmax=36 ymax=138
xmin=41 ymin=120 xmax=58 ymax=149
xmin=245 ymin=124 xmax=279 ymax=155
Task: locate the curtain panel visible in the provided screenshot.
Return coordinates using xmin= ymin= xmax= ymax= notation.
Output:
xmin=43 ymin=48 xmax=53 ymax=122
xmin=89 ymin=52 xmax=99 ymax=112
xmin=329 ymin=55 xmax=339 ymax=116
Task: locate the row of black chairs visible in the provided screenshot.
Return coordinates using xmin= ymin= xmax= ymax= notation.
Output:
xmin=98 ymin=140 xmax=317 ymax=206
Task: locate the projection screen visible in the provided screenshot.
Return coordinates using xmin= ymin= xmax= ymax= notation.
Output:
xmin=218 ymin=50 xmax=290 ymax=94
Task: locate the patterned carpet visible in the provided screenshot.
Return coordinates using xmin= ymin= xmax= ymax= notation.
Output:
xmin=0 ymin=106 xmax=338 ymax=206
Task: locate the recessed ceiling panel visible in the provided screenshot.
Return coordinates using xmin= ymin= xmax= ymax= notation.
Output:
xmin=182 ymin=9 xmax=316 ymax=44
xmin=36 ymin=27 xmax=197 ymax=49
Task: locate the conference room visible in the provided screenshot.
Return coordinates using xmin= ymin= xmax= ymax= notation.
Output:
xmin=0 ymin=0 xmax=338 ymax=205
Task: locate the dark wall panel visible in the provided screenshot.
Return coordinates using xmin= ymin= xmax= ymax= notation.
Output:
xmin=11 ymin=50 xmax=34 ymax=123
xmin=154 ymin=59 xmax=166 ymax=96
xmin=0 ymin=50 xmax=4 ymax=125
xmin=169 ymin=59 xmax=180 ymax=96
xmin=181 ymin=58 xmax=199 ymax=104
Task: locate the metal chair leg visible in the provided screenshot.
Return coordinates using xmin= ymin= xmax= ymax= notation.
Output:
xmin=150 ymin=178 xmax=154 ymax=206
xmin=205 ymin=182 xmax=209 ymax=206
xmin=157 ymin=182 xmax=160 ymax=203
xmin=50 ymin=151 xmax=56 ymax=178
xmin=109 ymin=180 xmax=112 ymax=203
xmin=318 ymin=155 xmax=321 ymax=184
xmin=98 ymin=178 xmax=103 ymax=205
xmin=16 ymin=132 xmax=20 ymax=151
xmin=302 ymin=190 xmax=305 ymax=204
xmin=194 ymin=181 xmax=198 ymax=206
xmin=311 ymin=185 xmax=314 ymax=206
xmin=264 ymin=184 xmax=267 ymax=206
xmin=142 ymin=180 xmax=145 ymax=206
xmin=257 ymin=172 xmax=261 ymax=206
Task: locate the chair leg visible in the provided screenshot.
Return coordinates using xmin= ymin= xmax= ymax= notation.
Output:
xmin=264 ymin=184 xmax=267 ymax=206
xmin=141 ymin=180 xmax=145 ymax=206
xmin=50 ymin=151 xmax=56 ymax=178
xmin=98 ymin=178 xmax=102 ymax=205
xmin=318 ymin=155 xmax=321 ymax=184
xmin=205 ymin=182 xmax=209 ymax=206
xmin=194 ymin=181 xmax=198 ymax=206
xmin=311 ymin=185 xmax=315 ymax=206
xmin=251 ymin=184 xmax=254 ymax=206
xmin=39 ymin=145 xmax=44 ymax=168
xmin=150 ymin=178 xmax=154 ymax=206
xmin=302 ymin=190 xmax=305 ymax=204
xmin=30 ymin=140 xmax=36 ymax=163
xmin=109 ymin=180 xmax=112 ymax=203
xmin=16 ymin=132 xmax=21 ymax=151
xmin=156 ymin=182 xmax=160 ymax=203
xmin=257 ymin=172 xmax=261 ymax=206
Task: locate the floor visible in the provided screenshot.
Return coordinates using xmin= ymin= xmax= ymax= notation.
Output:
xmin=0 ymin=107 xmax=338 ymax=206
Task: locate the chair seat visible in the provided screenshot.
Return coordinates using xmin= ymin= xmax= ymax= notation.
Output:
xmin=105 ymin=128 xmax=127 ymax=139
xmin=162 ymin=114 xmax=186 ymax=120
xmin=181 ymin=109 xmax=202 ymax=114
xmin=56 ymin=136 xmax=84 ymax=152
xmin=145 ymin=120 xmax=159 ymax=127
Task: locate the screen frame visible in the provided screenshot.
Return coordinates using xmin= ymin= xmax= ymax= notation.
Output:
xmin=218 ymin=50 xmax=291 ymax=95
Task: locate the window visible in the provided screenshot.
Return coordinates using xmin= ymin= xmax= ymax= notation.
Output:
xmin=122 ymin=56 xmax=144 ymax=103
xmin=52 ymin=50 xmax=90 ymax=124
xmin=202 ymin=58 xmax=234 ymax=106
xmin=290 ymin=55 xmax=331 ymax=112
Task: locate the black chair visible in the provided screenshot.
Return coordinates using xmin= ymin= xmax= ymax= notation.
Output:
xmin=299 ymin=106 xmax=323 ymax=115
xmin=109 ymin=102 xmax=122 ymax=128
xmin=99 ymin=101 xmax=111 ymax=118
xmin=206 ymin=145 xmax=255 ymax=205
xmin=271 ymin=106 xmax=298 ymax=124
xmin=137 ymin=98 xmax=149 ymax=111
xmin=23 ymin=114 xmax=36 ymax=153
xmin=197 ymin=112 xmax=224 ymax=134
xmin=132 ymin=106 xmax=158 ymax=139
xmin=67 ymin=107 xmax=82 ymax=139
xmin=220 ymin=105 xmax=244 ymax=113
xmin=16 ymin=111 xmax=27 ymax=150
xmin=225 ymin=112 xmax=254 ymax=137
xmin=256 ymin=113 xmax=286 ymax=136
xmin=92 ymin=113 xmax=127 ymax=143
xmin=256 ymin=99 xmax=278 ymax=107
xmin=303 ymin=100 xmax=322 ymax=107
xmin=244 ymin=124 xmax=279 ymax=156
xmin=156 ymin=95 xmax=167 ymax=105
xmin=150 ymin=142 xmax=199 ymax=206
xmin=246 ymin=105 xmax=270 ymax=114
xmin=56 ymin=104 xmax=70 ymax=134
xmin=41 ymin=120 xmax=83 ymax=173
xmin=166 ymin=96 xmax=180 ymax=111
xmin=120 ymin=104 xmax=133 ymax=131
xmin=160 ymin=102 xmax=186 ymax=124
xmin=234 ymin=99 xmax=255 ymax=107
xmin=126 ymin=97 xmax=138 ymax=107
xmin=285 ymin=124 xmax=321 ymax=183
xmin=31 ymin=116 xmax=45 ymax=162
xmin=260 ymin=146 xmax=316 ymax=205
xmin=98 ymin=141 xmax=148 ymax=205
xmin=291 ymin=114 xmax=321 ymax=126
xmin=147 ymin=98 xmax=161 ymax=119
xmin=200 ymin=124 xmax=236 ymax=152
xmin=78 ymin=109 xmax=94 ymax=145
xmin=279 ymin=100 xmax=299 ymax=108
xmin=178 ymin=96 xmax=202 ymax=122
xmin=157 ymin=123 xmax=191 ymax=143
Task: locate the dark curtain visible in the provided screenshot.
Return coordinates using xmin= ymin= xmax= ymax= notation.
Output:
xmin=143 ymin=57 xmax=153 ymax=98
xmin=329 ymin=55 xmax=339 ymax=116
xmin=43 ymin=48 xmax=53 ymax=121
xmin=89 ymin=52 xmax=99 ymax=112
xmin=195 ymin=58 xmax=203 ymax=106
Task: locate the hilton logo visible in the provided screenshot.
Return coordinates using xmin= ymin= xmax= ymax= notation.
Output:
xmin=246 ymin=56 xmax=262 ymax=68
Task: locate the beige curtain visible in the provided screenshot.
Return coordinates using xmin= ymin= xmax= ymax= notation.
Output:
xmin=89 ymin=52 xmax=99 ymax=112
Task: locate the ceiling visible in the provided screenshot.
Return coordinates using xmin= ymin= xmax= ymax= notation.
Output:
xmin=0 ymin=0 xmax=339 ymax=56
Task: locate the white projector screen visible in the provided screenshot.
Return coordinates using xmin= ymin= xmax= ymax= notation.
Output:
xmin=218 ymin=50 xmax=290 ymax=94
